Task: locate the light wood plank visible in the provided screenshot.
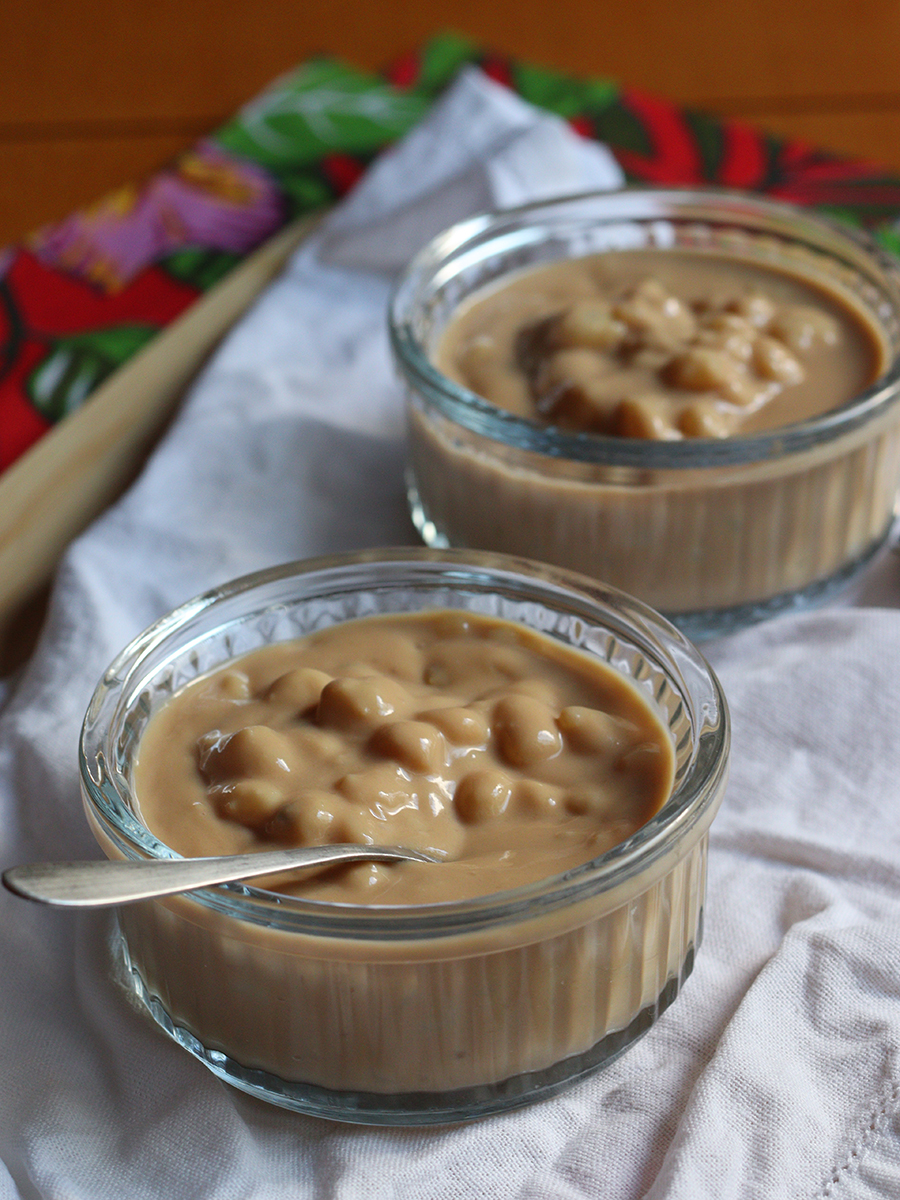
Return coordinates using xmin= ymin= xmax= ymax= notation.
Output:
xmin=0 ymin=212 xmax=319 ymax=663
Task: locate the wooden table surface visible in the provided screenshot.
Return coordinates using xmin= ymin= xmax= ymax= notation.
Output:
xmin=2 ymin=0 xmax=899 ymax=669
xmin=2 ymin=0 xmax=900 ymax=248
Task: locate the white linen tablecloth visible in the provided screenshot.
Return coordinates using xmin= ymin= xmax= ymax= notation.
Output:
xmin=2 ymin=69 xmax=900 ymax=1199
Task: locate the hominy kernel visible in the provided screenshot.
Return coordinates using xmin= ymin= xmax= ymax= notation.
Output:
xmin=493 ymin=695 xmax=563 ymax=767
xmin=349 ymin=631 xmax=425 ymax=682
xmin=291 ymin=726 xmax=346 ymax=765
xmin=557 ymin=706 xmax=623 ymax=755
xmin=613 ymin=280 xmax=696 ymax=346
xmin=263 ymin=791 xmax=343 ymax=844
xmin=678 ymin=400 xmax=738 ymax=438
xmin=212 ymin=779 xmax=284 ymax=827
xmin=265 ymin=667 xmax=332 ymax=712
xmin=479 ymin=645 xmax=530 ymax=681
xmin=423 ymin=662 xmax=452 ymax=688
xmin=316 ymin=675 xmax=412 ymax=732
xmin=553 ymin=300 xmax=627 ymax=351
xmin=717 ymin=372 xmax=768 ymax=408
xmin=332 ymin=806 xmax=382 ymax=846
xmin=614 ymin=394 xmax=679 ymax=440
xmin=425 ymin=642 xmax=525 ymax=690
xmin=536 ymin=347 xmax=611 ymax=392
xmin=198 ymin=725 xmax=298 ymax=784
xmin=668 ymin=346 xmax=739 ymax=393
xmin=726 ymin=292 xmax=776 ymax=327
xmin=369 ymin=720 xmax=447 ymax=774
xmin=454 ymin=769 xmax=514 ymax=823
xmin=752 ymin=335 xmax=805 ymax=384
xmin=539 ymin=384 xmax=622 ymax=431
xmin=419 ymin=706 xmax=489 ymax=747
xmin=695 ymin=316 xmax=754 ymax=363
xmin=629 ymin=346 xmax=672 ymax=372
xmin=770 ymin=304 xmax=839 ymax=353
xmin=514 ymin=779 xmax=560 ymax=816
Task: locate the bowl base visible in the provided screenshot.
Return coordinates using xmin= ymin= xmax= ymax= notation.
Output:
xmin=670 ymin=536 xmax=888 ymax=640
xmin=115 ymin=925 xmax=695 ymax=1126
xmin=407 ymin=476 xmax=891 ymax=642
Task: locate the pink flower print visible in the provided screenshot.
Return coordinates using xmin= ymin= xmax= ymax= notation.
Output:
xmin=29 ymin=141 xmax=284 ymax=292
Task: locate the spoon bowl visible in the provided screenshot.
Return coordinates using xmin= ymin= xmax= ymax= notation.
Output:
xmin=2 ymin=844 xmax=440 ymax=908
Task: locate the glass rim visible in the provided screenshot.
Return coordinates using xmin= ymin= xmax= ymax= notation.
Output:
xmin=79 ymin=548 xmax=730 ymax=939
xmin=388 ymin=185 xmax=900 ymax=470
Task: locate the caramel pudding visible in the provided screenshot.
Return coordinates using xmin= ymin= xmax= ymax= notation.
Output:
xmin=80 ymin=551 xmax=729 ymax=1121
xmin=391 ymin=191 xmax=900 ymax=634
xmin=133 ymin=611 xmax=674 ymax=904
xmin=436 ymin=249 xmax=884 ymax=439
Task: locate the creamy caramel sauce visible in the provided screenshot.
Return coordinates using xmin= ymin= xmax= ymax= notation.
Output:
xmin=436 ymin=249 xmax=885 ymax=438
xmin=133 ymin=611 xmax=674 ymax=904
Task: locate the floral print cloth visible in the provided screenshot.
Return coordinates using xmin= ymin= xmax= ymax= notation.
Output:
xmin=3 ymin=31 xmax=900 ymax=474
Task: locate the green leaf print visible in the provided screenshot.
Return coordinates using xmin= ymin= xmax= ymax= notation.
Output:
xmin=27 ymin=325 xmax=158 ymax=423
xmin=414 ymin=32 xmax=483 ymax=94
xmin=275 ymin=172 xmax=336 ymax=220
xmin=161 ymin=248 xmax=241 ymax=292
xmin=214 ymin=59 xmax=430 ymax=172
xmin=513 ymin=63 xmax=617 ymax=120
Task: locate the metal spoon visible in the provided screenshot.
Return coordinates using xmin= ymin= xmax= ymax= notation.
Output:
xmin=2 ymin=844 xmax=439 ymax=908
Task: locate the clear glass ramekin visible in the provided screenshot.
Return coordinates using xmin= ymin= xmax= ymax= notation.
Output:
xmin=80 ymin=548 xmax=728 ymax=1125
xmin=389 ymin=188 xmax=900 ymax=639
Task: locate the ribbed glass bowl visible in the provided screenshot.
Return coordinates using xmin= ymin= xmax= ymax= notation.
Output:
xmin=389 ymin=188 xmax=900 ymax=639
xmin=80 ymin=548 xmax=729 ymax=1124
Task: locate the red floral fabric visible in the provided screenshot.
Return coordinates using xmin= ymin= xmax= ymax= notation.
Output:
xmin=3 ymin=34 xmax=900 ymax=474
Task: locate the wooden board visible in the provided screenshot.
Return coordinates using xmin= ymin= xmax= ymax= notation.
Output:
xmin=0 ymin=212 xmax=319 ymax=667
xmin=3 ymin=0 xmax=900 ymax=666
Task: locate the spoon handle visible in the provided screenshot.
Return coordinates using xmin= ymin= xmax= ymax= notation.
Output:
xmin=2 ymin=845 xmax=434 ymax=908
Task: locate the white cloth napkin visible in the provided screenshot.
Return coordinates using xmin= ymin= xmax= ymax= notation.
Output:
xmin=2 ymin=67 xmax=900 ymax=1200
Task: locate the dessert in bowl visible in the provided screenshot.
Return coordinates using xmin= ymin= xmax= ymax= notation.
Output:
xmin=389 ymin=188 xmax=900 ymax=638
xmin=80 ymin=549 xmax=728 ymax=1124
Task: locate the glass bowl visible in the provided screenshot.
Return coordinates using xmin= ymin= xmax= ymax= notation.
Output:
xmin=80 ymin=548 xmax=728 ymax=1125
xmin=389 ymin=188 xmax=900 ymax=639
